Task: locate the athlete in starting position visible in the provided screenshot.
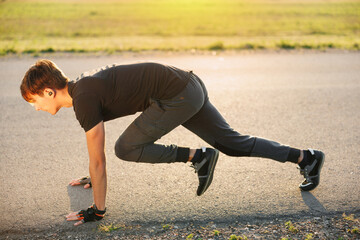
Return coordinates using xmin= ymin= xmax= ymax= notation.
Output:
xmin=20 ymin=59 xmax=325 ymax=226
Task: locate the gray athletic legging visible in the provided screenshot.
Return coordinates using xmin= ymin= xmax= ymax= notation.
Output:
xmin=114 ymin=72 xmax=291 ymax=163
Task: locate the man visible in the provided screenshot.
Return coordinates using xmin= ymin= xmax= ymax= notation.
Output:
xmin=20 ymin=59 xmax=325 ymax=226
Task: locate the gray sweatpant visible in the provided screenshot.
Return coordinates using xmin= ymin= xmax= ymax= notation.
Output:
xmin=114 ymin=73 xmax=291 ymax=163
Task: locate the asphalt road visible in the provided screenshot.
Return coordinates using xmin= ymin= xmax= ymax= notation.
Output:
xmin=1 ymin=51 xmax=359 ymax=234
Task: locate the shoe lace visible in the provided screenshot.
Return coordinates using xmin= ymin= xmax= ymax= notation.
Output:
xmin=190 ymin=158 xmax=207 ymax=174
xmin=190 ymin=164 xmax=198 ymax=173
xmin=298 ymin=166 xmax=311 ymax=182
xmin=298 ymin=149 xmax=322 ymax=186
xmin=190 ymin=147 xmax=207 ymax=174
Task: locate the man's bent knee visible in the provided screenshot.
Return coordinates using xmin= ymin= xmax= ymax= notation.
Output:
xmin=114 ymin=139 xmax=136 ymax=161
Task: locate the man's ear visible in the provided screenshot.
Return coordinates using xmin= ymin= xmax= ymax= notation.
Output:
xmin=44 ymin=88 xmax=55 ymax=98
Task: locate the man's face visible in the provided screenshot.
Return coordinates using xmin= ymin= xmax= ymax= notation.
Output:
xmin=29 ymin=90 xmax=60 ymax=115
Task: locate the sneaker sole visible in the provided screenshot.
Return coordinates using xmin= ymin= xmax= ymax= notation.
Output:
xmin=197 ymin=149 xmax=219 ymax=196
xmin=300 ymin=151 xmax=325 ymax=191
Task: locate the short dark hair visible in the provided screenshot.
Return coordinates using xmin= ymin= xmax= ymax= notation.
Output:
xmin=20 ymin=59 xmax=68 ymax=102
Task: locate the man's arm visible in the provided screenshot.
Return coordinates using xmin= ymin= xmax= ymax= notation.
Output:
xmin=66 ymin=121 xmax=107 ymax=226
xmin=86 ymin=121 xmax=107 ymax=211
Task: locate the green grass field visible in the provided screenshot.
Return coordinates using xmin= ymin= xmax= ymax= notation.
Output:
xmin=0 ymin=0 xmax=359 ymax=55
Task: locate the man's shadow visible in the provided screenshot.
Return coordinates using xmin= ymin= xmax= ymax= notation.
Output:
xmin=301 ymin=191 xmax=327 ymax=213
xmin=67 ymin=185 xmax=93 ymax=211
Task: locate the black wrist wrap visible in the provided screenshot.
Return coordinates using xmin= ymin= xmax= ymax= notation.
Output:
xmin=77 ymin=204 xmax=106 ymax=223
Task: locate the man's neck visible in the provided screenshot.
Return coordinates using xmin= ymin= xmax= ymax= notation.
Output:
xmin=57 ymin=85 xmax=73 ymax=108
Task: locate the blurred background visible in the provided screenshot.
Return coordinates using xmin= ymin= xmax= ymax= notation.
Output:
xmin=0 ymin=0 xmax=359 ymax=55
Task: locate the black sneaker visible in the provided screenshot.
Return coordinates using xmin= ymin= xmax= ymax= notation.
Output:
xmin=191 ymin=147 xmax=219 ymax=196
xmin=299 ymin=149 xmax=325 ymax=191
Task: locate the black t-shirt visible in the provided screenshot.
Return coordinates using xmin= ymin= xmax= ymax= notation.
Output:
xmin=68 ymin=62 xmax=191 ymax=132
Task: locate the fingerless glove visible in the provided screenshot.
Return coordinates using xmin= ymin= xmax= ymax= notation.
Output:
xmin=77 ymin=204 xmax=106 ymax=223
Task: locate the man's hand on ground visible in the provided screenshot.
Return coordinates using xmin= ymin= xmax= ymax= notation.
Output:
xmin=69 ymin=176 xmax=91 ymax=189
xmin=66 ymin=211 xmax=84 ymax=226
xmin=66 ymin=205 xmax=106 ymax=226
